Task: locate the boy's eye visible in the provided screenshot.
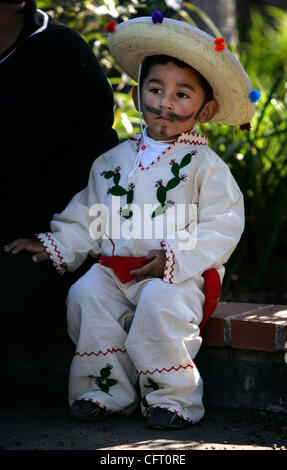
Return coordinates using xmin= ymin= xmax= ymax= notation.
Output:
xmin=177 ymin=91 xmax=189 ymax=99
xmin=149 ymin=88 xmax=161 ymax=94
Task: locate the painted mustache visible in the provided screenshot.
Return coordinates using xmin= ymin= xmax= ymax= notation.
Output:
xmin=144 ymin=104 xmax=195 ymax=123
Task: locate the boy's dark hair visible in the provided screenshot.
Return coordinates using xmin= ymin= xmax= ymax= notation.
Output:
xmin=139 ymin=55 xmax=214 ymax=104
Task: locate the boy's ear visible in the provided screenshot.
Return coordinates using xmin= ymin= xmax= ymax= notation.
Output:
xmin=199 ymin=99 xmax=219 ymax=123
xmin=132 ymin=86 xmax=139 ymax=111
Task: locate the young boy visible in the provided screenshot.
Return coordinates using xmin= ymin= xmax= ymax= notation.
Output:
xmin=5 ymin=14 xmax=259 ymax=429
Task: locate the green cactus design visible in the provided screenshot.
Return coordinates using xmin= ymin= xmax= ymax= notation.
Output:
xmin=89 ymin=363 xmax=118 ymax=397
xmin=141 ymin=377 xmax=161 ymax=409
xmin=152 ymin=152 xmax=196 ymax=218
xmin=101 ymin=166 xmax=134 ymax=219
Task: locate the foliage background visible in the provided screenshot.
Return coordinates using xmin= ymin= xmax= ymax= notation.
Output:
xmin=38 ymin=0 xmax=287 ymax=303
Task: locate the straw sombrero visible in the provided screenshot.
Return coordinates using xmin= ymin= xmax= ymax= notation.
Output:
xmin=107 ymin=12 xmax=261 ymax=127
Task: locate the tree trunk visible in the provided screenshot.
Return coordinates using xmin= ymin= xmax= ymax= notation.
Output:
xmin=192 ymin=0 xmax=238 ymax=45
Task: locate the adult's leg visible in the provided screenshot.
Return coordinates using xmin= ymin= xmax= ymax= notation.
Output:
xmin=66 ymin=264 xmax=138 ymax=411
xmin=0 ymin=251 xmax=71 ymax=335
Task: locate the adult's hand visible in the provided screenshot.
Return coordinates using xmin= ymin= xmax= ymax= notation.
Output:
xmin=4 ymin=238 xmax=49 ymax=263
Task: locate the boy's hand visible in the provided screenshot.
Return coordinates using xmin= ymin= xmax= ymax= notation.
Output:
xmin=130 ymin=249 xmax=166 ymax=282
xmin=4 ymin=238 xmax=49 ymax=263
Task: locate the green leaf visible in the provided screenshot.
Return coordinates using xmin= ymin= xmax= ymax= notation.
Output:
xmin=151 ymin=205 xmax=167 ymax=218
xmin=126 ymin=189 xmax=134 ymax=204
xmin=113 ymin=173 xmax=121 ymax=185
xmin=106 ymin=378 xmax=118 ymax=387
xmin=100 ymin=367 xmax=111 ymax=379
xmin=104 ymin=171 xmax=115 ymax=179
xmin=109 ymin=186 xmax=127 ymax=196
xmin=122 ymin=211 xmax=133 ymax=219
xmin=180 ymin=153 xmax=192 ymax=168
xmin=171 ymin=162 xmax=180 ymax=176
xmin=166 ymin=176 xmax=180 ymax=191
xmin=156 ymin=186 xmax=167 ymax=205
xmin=99 ymin=384 xmax=110 ymax=393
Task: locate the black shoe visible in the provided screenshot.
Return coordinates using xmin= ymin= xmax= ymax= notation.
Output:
xmin=145 ymin=407 xmax=187 ymax=430
xmin=70 ymin=400 xmax=108 ymax=422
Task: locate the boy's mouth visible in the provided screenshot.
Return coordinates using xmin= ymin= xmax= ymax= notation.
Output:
xmin=144 ymin=104 xmax=194 ymax=123
xmin=157 ymin=115 xmax=173 ymax=122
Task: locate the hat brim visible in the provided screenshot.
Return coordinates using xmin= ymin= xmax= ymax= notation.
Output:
xmin=108 ymin=17 xmax=255 ymax=126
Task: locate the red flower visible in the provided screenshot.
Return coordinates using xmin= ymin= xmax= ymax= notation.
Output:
xmin=214 ymin=37 xmax=226 ymax=51
xmin=106 ymin=21 xmax=116 ymax=33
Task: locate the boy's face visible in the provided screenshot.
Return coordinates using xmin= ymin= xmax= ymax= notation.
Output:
xmin=137 ymin=61 xmax=210 ymax=141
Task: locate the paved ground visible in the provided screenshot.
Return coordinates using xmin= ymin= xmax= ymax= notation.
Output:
xmin=0 ymin=391 xmax=287 ymax=456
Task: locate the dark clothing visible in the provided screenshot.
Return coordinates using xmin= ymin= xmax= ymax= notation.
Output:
xmin=0 ymin=6 xmax=118 ymax=244
xmin=0 ymin=5 xmax=118 ymax=334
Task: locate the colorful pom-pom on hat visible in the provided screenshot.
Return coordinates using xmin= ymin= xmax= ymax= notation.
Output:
xmin=152 ymin=11 xmax=164 ymax=23
xmin=106 ymin=21 xmax=116 ymax=33
xmin=214 ymin=37 xmax=226 ymax=51
xmin=249 ymin=89 xmax=261 ymax=103
xmin=240 ymin=123 xmax=252 ymax=131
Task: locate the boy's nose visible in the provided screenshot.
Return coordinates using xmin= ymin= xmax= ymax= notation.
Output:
xmin=159 ymin=92 xmax=173 ymax=109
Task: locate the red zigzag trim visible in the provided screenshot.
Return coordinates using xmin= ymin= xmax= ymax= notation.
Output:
xmin=137 ymin=363 xmax=194 ymax=376
xmin=160 ymin=241 xmax=175 ymax=284
xmin=129 ymin=131 xmax=207 ymax=171
xmin=46 ymin=232 xmax=63 ymax=263
xmin=75 ymin=347 xmax=126 ymax=357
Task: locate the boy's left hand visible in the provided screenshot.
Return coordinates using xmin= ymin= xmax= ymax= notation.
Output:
xmin=130 ymin=249 xmax=166 ymax=282
xmin=4 ymin=238 xmax=49 ymax=263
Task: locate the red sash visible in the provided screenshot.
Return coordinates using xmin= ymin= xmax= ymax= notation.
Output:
xmin=99 ymin=255 xmax=149 ymax=284
xmin=98 ymin=256 xmax=221 ymax=332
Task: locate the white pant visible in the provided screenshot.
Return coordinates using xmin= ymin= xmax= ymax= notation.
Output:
xmin=66 ymin=263 xmax=205 ymax=423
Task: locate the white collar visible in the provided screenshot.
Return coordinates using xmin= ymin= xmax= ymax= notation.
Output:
xmin=143 ymin=126 xmax=176 ymax=147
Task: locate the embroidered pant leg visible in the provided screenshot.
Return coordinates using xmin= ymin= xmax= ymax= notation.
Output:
xmin=125 ymin=276 xmax=205 ymax=423
xmin=66 ymin=263 xmax=138 ymax=411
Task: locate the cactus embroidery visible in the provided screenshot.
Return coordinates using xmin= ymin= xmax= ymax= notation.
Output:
xmin=152 ymin=152 xmax=196 ymax=218
xmin=141 ymin=377 xmax=161 ymax=408
xmin=101 ymin=167 xmax=134 ymax=219
xmin=89 ymin=363 xmax=118 ymax=396
xmin=101 ymin=151 xmax=195 ymax=221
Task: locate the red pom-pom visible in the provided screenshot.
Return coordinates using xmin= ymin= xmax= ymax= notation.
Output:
xmin=215 ymin=43 xmax=226 ymax=51
xmin=106 ymin=21 xmax=116 ymax=33
xmin=214 ymin=37 xmax=225 ymax=44
xmin=240 ymin=123 xmax=252 ymax=131
xmin=214 ymin=37 xmax=226 ymax=51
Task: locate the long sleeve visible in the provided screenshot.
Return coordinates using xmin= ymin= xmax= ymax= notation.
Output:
xmin=37 ymin=162 xmax=102 ymax=274
xmin=161 ymin=150 xmax=245 ymax=283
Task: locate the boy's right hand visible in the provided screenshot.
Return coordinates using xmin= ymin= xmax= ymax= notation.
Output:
xmin=4 ymin=238 xmax=49 ymax=263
